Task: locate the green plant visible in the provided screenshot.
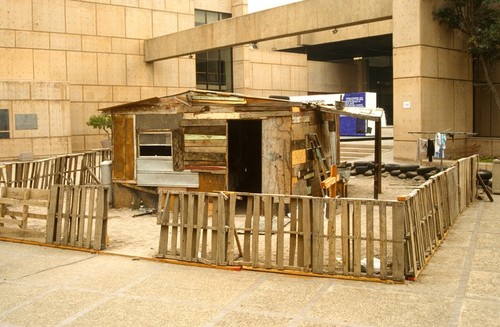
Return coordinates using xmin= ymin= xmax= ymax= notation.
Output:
xmin=433 ymin=0 xmax=500 ymax=111
xmin=86 ymin=114 xmax=112 ymax=139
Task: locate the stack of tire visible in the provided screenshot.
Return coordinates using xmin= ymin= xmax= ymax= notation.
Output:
xmin=351 ymin=161 xmax=440 ymax=180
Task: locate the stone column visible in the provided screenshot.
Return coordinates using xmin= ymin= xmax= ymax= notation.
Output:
xmin=392 ymin=0 xmax=473 ymax=162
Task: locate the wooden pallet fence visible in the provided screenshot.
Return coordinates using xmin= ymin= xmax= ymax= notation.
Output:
xmin=156 ymin=191 xmax=406 ymax=281
xmin=401 ymin=155 xmax=478 ymax=278
xmin=0 ymin=187 xmax=49 ymax=229
xmin=0 ymin=149 xmax=111 ymax=189
xmin=46 ymin=185 xmax=108 ymax=250
xmin=157 ymin=191 xmax=229 ymax=265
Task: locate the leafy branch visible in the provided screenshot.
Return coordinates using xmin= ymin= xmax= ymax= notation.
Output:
xmin=433 ymin=0 xmax=500 ymax=110
xmin=86 ymin=114 xmax=112 ymax=139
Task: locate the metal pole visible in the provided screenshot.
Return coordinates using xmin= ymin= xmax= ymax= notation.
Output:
xmin=374 ymin=120 xmax=382 ymax=199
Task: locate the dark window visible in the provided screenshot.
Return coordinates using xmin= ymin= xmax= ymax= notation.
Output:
xmin=194 ymin=9 xmax=233 ymax=92
xmin=138 ymin=132 xmax=173 ymax=157
xmin=0 ymin=109 xmax=10 ymax=139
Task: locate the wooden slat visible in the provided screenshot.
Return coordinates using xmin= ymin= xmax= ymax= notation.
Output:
xmin=76 ymin=186 xmax=88 ymax=247
xmin=195 ymin=192 xmax=205 ymax=261
xmin=311 ymin=197 xmax=324 ymax=274
xmin=302 ymin=198 xmax=311 ymax=271
xmin=227 ymin=193 xmax=236 ymax=265
xmin=379 ymin=202 xmax=387 ymax=279
xmin=85 ymin=187 xmax=96 ymax=249
xmin=327 ymin=198 xmax=336 ymax=274
xmin=392 ymin=202 xmax=405 ymax=282
xmin=243 ymin=196 xmax=253 ymax=262
xmin=251 ymin=195 xmax=260 ymax=267
xmin=365 ymin=201 xmax=374 ymax=277
xmin=216 ymin=194 xmax=226 ymax=265
xmin=185 ymin=193 xmax=195 ymax=261
xmin=276 ymin=197 xmax=285 ymax=270
xmin=171 ymin=195 xmax=180 ymax=257
xmin=341 ymin=199 xmax=349 ymax=274
xmin=352 ymin=200 xmax=361 ymax=277
xmin=93 ymin=187 xmax=106 ymax=250
xmin=264 ymin=195 xmax=272 ymax=269
xmin=288 ymin=198 xmax=298 ymax=266
xmin=46 ymin=186 xmax=59 ymax=244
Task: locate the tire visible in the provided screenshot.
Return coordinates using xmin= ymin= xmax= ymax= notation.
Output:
xmin=385 ymin=164 xmax=400 ymax=172
xmin=406 ymin=171 xmax=418 ymax=179
xmin=390 ymin=169 xmax=401 ymax=177
xmin=399 ymin=164 xmax=419 ymax=173
xmin=417 ymin=166 xmax=436 ymax=175
xmin=355 ymin=165 xmax=370 ymax=174
xmin=354 ymin=161 xmax=370 ymax=167
xmin=424 ymin=171 xmax=436 ymax=180
xmin=478 ymin=169 xmax=492 ymax=181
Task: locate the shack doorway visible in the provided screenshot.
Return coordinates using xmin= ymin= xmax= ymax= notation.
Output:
xmin=227 ymin=120 xmax=262 ymax=193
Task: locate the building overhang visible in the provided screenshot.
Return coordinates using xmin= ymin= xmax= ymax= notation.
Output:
xmin=144 ymin=0 xmax=392 ymax=62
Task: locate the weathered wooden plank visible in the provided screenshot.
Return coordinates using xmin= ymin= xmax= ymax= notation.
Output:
xmin=311 ymin=197 xmax=324 ymax=274
xmin=379 ymin=202 xmax=387 ymax=279
xmin=76 ymin=186 xmax=88 ymax=248
xmin=200 ymin=195 xmax=209 ymax=260
xmin=227 ymin=193 xmax=236 ymax=265
xmin=85 ymin=187 xmax=96 ymax=249
xmin=184 ymin=126 xmax=226 ymax=136
xmin=276 ymin=197 xmax=285 ymax=270
xmin=297 ymin=198 xmax=304 ymax=267
xmin=92 ymin=187 xmax=106 ymax=250
xmin=180 ymin=119 xmax=226 ymax=127
xmin=288 ymin=198 xmax=298 ymax=266
xmin=179 ymin=193 xmax=187 ymax=259
xmin=302 ymin=198 xmax=312 ymax=271
xmin=352 ymin=201 xmax=362 ymax=277
xmin=243 ymin=196 xmax=253 ymax=262
xmin=252 ymin=195 xmax=260 ymax=267
xmin=184 ymin=152 xmax=225 ymax=162
xmin=341 ymin=199 xmax=349 ymax=274
xmin=264 ymin=195 xmax=272 ymax=269
xmin=392 ymin=202 xmax=406 ymax=281
xmin=184 ymin=146 xmax=226 ymax=154
xmin=365 ymin=201 xmax=374 ymax=277
xmin=194 ymin=192 xmax=205 ymax=261
xmin=327 ymin=198 xmax=336 ymax=274
xmin=171 ymin=195 xmax=180 ymax=257
xmin=185 ymin=139 xmax=227 ymax=147
xmin=46 ymin=186 xmax=60 ymax=244
xmin=185 ymin=193 xmax=195 ymax=261
xmin=262 ymin=117 xmax=291 ymax=195
xmin=216 ymin=194 xmax=226 ymax=265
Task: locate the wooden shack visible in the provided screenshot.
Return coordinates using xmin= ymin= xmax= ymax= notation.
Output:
xmin=100 ymin=90 xmax=339 ymax=207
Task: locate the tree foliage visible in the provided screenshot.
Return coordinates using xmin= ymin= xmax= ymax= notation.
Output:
xmin=86 ymin=114 xmax=112 ymax=139
xmin=433 ymin=0 xmax=500 ymax=110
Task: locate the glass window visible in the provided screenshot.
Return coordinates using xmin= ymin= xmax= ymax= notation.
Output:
xmin=0 ymin=109 xmax=9 ymax=139
xmin=194 ymin=9 xmax=233 ymax=92
xmin=138 ymin=132 xmax=172 ymax=157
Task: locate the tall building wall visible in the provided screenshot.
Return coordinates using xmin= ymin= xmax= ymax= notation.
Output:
xmin=0 ymin=0 xmax=198 ymax=159
xmin=0 ymin=0 xmax=311 ymax=160
xmin=392 ymin=0 xmax=474 ymax=161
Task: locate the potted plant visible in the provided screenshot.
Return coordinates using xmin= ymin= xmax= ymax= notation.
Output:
xmin=86 ymin=114 xmax=112 ymax=148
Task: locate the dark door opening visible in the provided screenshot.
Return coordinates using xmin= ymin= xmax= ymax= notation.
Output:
xmin=228 ymin=120 xmax=262 ymax=193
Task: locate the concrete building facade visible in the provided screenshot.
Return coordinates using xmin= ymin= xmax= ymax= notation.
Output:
xmin=1 ymin=0 xmax=498 ymax=162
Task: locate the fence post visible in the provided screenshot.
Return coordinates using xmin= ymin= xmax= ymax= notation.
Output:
xmin=392 ymin=202 xmax=406 ymax=282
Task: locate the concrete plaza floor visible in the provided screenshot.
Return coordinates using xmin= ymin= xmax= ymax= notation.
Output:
xmin=1 ymin=194 xmax=499 ymax=327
